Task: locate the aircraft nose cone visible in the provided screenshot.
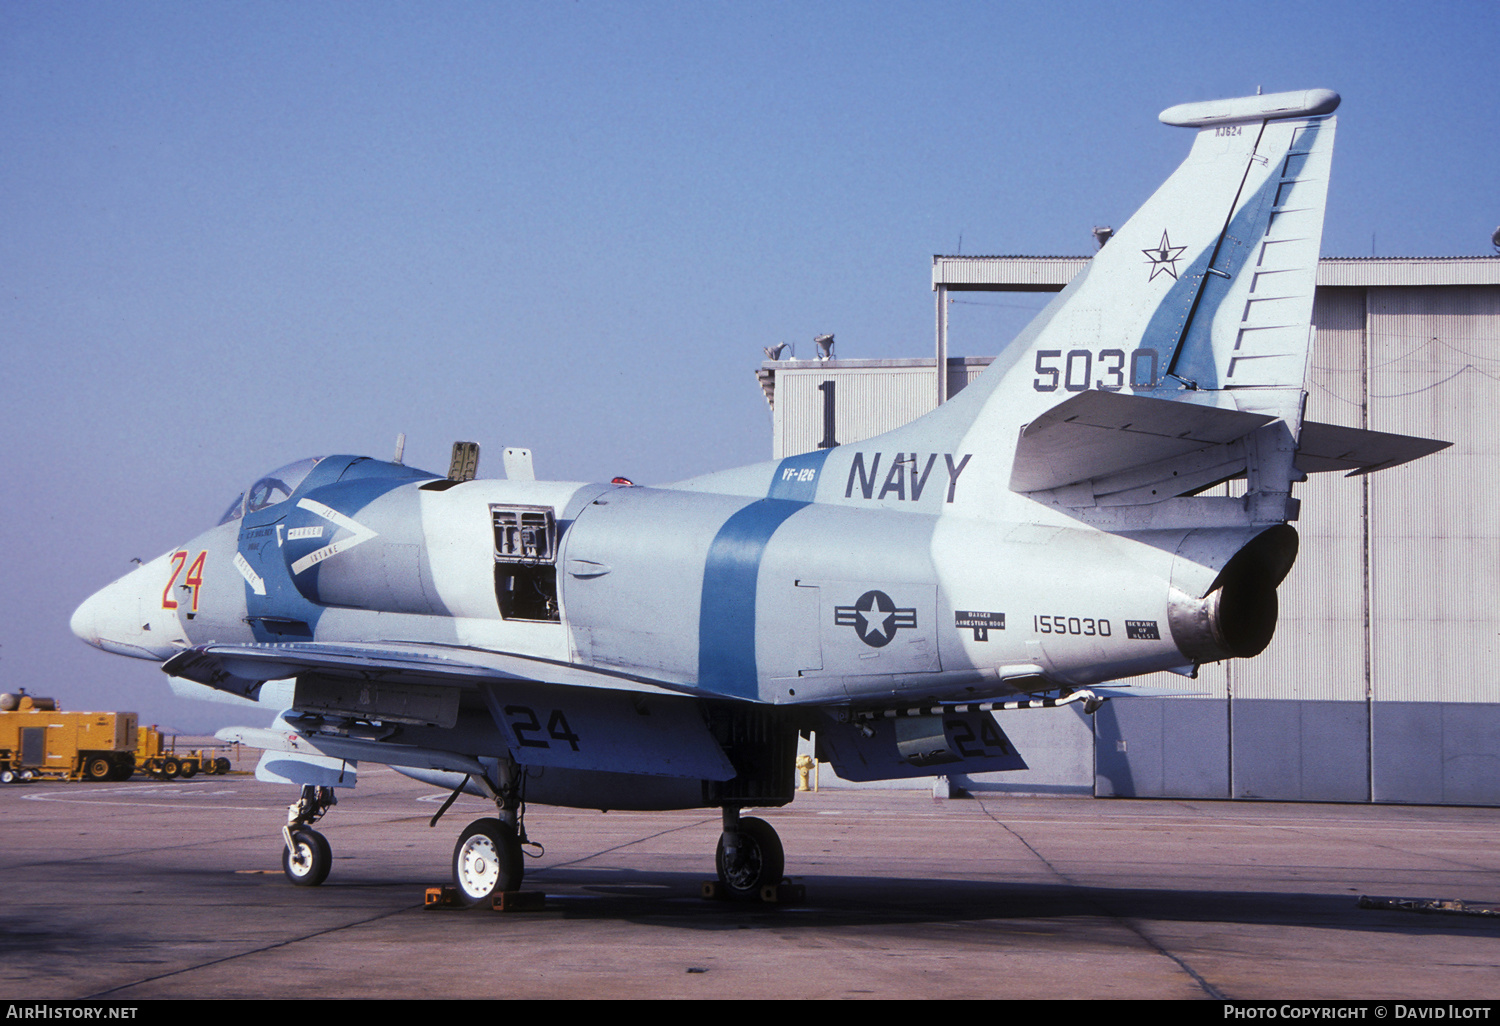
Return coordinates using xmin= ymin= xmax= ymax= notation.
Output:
xmin=70 ymin=590 xmax=101 ymax=647
xmin=70 ymin=562 xmax=182 ymax=660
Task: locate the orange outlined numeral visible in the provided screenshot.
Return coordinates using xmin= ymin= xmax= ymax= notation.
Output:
xmin=161 ymin=550 xmax=207 ymax=611
xmin=184 ymin=551 xmax=207 ymax=613
xmin=162 ymin=551 xmax=187 ymax=610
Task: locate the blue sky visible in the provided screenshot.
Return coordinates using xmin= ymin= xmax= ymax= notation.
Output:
xmin=2 ymin=1 xmax=1495 ymax=729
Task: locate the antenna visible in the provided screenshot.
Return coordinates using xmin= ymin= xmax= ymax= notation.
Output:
xmin=393 ymin=433 xmax=406 ymax=465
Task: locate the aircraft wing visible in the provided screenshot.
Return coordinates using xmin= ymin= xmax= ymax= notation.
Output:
xmin=162 ymin=640 xmax=697 ymax=700
xmin=177 ymin=641 xmax=739 ymax=782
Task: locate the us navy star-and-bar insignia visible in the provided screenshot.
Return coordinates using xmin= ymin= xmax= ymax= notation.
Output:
xmin=1143 ymin=230 xmax=1187 ymax=282
xmin=955 ymin=610 xmax=1005 ymax=641
xmin=835 ymin=590 xmax=918 ymax=648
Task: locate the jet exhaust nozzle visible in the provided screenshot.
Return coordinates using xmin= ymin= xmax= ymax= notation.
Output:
xmin=1169 ymin=525 xmax=1298 ymax=663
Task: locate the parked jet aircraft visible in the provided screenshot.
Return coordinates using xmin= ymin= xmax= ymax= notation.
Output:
xmin=72 ymin=89 xmax=1448 ymax=903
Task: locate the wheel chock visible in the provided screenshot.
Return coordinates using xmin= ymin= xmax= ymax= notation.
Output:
xmin=491 ymin=890 xmax=545 ymax=912
xmin=424 ymin=886 xmax=545 ymax=911
xmin=700 ymin=879 xmax=804 ymax=903
xmin=760 ymin=880 xmax=805 ymax=904
xmin=425 ymin=885 xmax=466 ymax=908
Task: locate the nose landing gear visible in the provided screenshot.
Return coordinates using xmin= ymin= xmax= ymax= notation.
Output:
xmin=281 ymin=785 xmax=336 ymax=887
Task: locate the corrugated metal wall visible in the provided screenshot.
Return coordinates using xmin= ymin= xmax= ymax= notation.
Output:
xmin=1237 ymin=289 xmax=1370 ymax=702
xmin=1367 ymin=287 xmax=1500 ymax=705
xmin=773 ymin=365 xmax=935 ymax=459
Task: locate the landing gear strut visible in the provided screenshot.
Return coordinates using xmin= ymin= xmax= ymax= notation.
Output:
xmin=281 ymin=785 xmax=336 ymax=887
xmin=715 ymin=808 xmax=784 ymax=900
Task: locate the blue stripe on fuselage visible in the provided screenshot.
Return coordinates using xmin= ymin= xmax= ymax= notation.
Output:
xmin=697 ymin=449 xmax=832 ymax=699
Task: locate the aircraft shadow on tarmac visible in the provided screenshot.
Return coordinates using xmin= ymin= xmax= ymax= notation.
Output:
xmin=497 ymin=867 xmax=1500 ymax=938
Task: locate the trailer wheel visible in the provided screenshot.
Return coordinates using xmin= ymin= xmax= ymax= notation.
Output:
xmin=85 ymin=757 xmax=113 ymax=781
xmin=179 ymin=761 xmax=197 ymax=778
xmin=160 ymin=759 xmax=180 ymax=779
xmin=0 ymin=770 xmax=14 ymax=784
xmin=214 ymin=757 xmax=231 ymax=774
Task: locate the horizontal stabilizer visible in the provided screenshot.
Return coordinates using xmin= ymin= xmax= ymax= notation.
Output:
xmin=1010 ymin=390 xmax=1274 ymax=493
xmin=1296 ymin=421 xmax=1451 ymax=476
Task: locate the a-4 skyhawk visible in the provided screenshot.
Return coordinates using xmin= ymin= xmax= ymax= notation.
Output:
xmin=72 ymin=89 xmax=1448 ymax=903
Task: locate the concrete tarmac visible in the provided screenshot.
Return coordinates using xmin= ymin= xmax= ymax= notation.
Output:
xmin=1 ymin=766 xmax=1497 ymax=1001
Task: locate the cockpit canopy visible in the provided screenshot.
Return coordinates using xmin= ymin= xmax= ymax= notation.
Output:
xmin=218 ymin=457 xmax=325 ymax=525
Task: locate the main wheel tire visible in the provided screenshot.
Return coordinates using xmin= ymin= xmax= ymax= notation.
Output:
xmin=715 ymin=816 xmax=785 ymax=900
xmin=282 ymin=828 xmax=332 ymax=887
xmin=84 ymin=757 xmax=113 ymax=781
xmin=452 ymin=818 xmax=523 ymax=906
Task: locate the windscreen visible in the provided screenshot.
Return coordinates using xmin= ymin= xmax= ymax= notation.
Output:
xmin=217 ymin=457 xmax=325 ymax=525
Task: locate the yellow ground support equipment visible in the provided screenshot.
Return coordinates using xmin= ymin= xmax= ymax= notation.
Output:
xmin=135 ymin=725 xmax=233 ymax=779
xmin=0 ymin=691 xmax=138 ymax=782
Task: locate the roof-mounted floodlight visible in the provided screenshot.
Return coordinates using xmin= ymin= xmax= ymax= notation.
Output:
xmin=764 ymin=343 xmax=790 ymax=360
xmin=1159 ymin=88 xmax=1339 ymax=128
xmin=815 ymin=334 xmax=835 ymax=360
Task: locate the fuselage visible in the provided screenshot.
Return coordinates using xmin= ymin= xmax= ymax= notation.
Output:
xmin=72 ymin=452 xmax=1268 ymax=709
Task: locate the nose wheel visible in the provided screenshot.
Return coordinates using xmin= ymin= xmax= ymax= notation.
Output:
xmin=715 ymin=812 xmax=784 ymax=900
xmin=452 ymin=818 xmax=524 ymax=906
xmin=282 ymin=827 xmax=332 ymax=887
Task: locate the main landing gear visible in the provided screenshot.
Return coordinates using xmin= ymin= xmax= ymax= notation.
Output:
xmin=715 ymin=807 xmax=785 ymax=900
xmin=442 ymin=757 xmax=527 ymax=907
xmin=281 ymin=785 xmax=336 ymax=887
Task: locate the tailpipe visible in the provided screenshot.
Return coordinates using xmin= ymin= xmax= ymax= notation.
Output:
xmin=1168 ymin=525 xmax=1298 ymax=662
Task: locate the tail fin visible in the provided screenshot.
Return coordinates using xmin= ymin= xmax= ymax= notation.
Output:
xmin=819 ymin=90 xmax=1341 ymax=524
xmin=985 ymin=88 xmax=1339 ymax=423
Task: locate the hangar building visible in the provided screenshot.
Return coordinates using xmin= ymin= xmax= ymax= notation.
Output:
xmin=764 ymin=255 xmax=1500 ymax=805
